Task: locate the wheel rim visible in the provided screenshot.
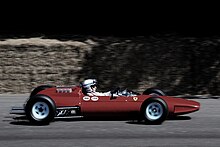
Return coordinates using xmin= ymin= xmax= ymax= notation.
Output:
xmin=145 ymin=102 xmax=163 ymax=121
xmin=31 ymin=102 xmax=49 ymax=120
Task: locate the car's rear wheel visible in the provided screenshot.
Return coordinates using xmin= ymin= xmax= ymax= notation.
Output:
xmin=25 ymin=95 xmax=55 ymax=125
xmin=30 ymin=85 xmax=54 ymax=98
xmin=31 ymin=101 xmax=50 ymax=120
xmin=142 ymin=98 xmax=168 ymax=124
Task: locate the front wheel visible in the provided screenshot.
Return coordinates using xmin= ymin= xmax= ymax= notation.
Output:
xmin=143 ymin=88 xmax=166 ymax=96
xmin=142 ymin=98 xmax=168 ymax=124
xmin=25 ymin=95 xmax=55 ymax=125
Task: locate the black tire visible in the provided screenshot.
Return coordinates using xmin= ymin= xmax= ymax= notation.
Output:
xmin=143 ymin=88 xmax=166 ymax=96
xmin=25 ymin=95 xmax=56 ymax=125
xmin=141 ymin=98 xmax=168 ymax=125
xmin=30 ymin=85 xmax=54 ymax=98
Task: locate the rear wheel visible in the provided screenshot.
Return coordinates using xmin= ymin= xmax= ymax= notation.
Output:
xmin=142 ymin=98 xmax=168 ymax=124
xmin=30 ymin=85 xmax=54 ymax=98
xmin=25 ymin=95 xmax=55 ymax=125
xmin=31 ymin=101 xmax=50 ymax=120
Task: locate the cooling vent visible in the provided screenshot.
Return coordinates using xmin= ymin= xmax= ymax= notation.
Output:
xmin=56 ymin=88 xmax=73 ymax=93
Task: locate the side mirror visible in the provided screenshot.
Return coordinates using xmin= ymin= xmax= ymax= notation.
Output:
xmin=110 ymin=87 xmax=120 ymax=100
xmin=110 ymin=93 xmax=118 ymax=100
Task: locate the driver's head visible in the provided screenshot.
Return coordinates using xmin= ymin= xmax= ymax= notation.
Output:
xmin=81 ymin=79 xmax=97 ymax=93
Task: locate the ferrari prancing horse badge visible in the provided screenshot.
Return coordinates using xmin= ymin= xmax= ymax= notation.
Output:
xmin=133 ymin=97 xmax=138 ymax=101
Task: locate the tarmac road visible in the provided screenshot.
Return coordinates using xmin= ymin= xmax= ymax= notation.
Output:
xmin=0 ymin=94 xmax=220 ymax=147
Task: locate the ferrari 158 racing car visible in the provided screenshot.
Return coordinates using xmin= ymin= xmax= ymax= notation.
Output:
xmin=10 ymin=85 xmax=200 ymax=125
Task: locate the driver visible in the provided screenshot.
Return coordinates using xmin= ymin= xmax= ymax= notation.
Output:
xmin=81 ymin=79 xmax=112 ymax=96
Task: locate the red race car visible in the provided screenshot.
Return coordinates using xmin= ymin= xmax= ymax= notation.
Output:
xmin=10 ymin=84 xmax=200 ymax=125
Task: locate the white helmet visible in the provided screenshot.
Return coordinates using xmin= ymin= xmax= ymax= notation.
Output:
xmin=81 ymin=79 xmax=97 ymax=93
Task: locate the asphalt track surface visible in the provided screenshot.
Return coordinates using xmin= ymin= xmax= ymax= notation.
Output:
xmin=1 ymin=94 xmax=220 ymax=147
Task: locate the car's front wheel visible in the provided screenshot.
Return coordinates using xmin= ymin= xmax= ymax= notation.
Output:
xmin=142 ymin=98 xmax=168 ymax=124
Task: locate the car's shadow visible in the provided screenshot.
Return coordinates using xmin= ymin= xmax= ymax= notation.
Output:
xmin=9 ymin=115 xmax=191 ymax=126
xmin=126 ymin=116 xmax=192 ymax=125
xmin=167 ymin=115 xmax=192 ymax=120
xmin=9 ymin=116 xmax=50 ymax=126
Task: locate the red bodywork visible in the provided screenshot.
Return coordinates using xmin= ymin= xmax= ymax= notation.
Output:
xmin=38 ymin=86 xmax=200 ymax=117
